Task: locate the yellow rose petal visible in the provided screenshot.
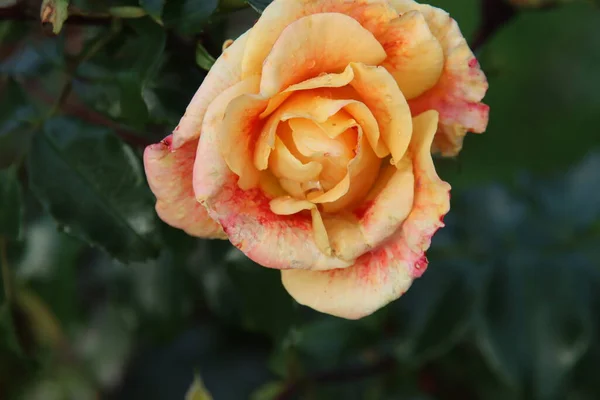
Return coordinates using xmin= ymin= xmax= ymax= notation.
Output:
xmin=269 ymin=136 xmax=323 ymax=183
xmin=348 ymin=62 xmax=413 ymax=165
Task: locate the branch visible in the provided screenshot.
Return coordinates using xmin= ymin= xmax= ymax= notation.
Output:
xmin=275 ymin=356 xmax=397 ymax=400
xmin=0 ymin=3 xmax=112 ymax=25
xmin=471 ymin=0 xmax=517 ymax=52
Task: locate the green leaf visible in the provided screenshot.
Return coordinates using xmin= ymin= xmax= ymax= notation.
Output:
xmin=219 ymin=0 xmax=248 ymax=10
xmin=0 ymin=80 xmax=39 ymax=169
xmin=26 ymin=117 xmax=160 ymax=262
xmin=442 ymin=2 xmax=600 ymax=187
xmin=73 ymin=18 xmax=165 ymax=129
xmin=163 ymin=0 xmax=219 ymax=35
xmin=0 ymin=167 xmax=22 ymax=239
xmin=250 ymin=381 xmax=285 ymax=400
xmin=225 ymin=247 xmax=296 ymax=337
xmin=476 ymin=254 xmax=595 ymax=398
xmin=139 ymin=0 xmax=165 ymax=18
xmin=201 ymin=243 xmax=296 ymax=338
xmin=195 ymin=42 xmax=216 ymax=71
xmin=40 ymin=0 xmax=70 ymax=35
xmin=247 ymin=0 xmax=272 ymax=13
xmin=109 ymin=6 xmax=147 ymax=18
xmin=389 ymin=261 xmax=476 ymax=365
xmin=186 ymin=374 xmax=214 ymax=400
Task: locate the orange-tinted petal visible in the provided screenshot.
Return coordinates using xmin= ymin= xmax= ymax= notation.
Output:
xmin=172 ymin=31 xmax=250 ymax=149
xmin=260 ymin=13 xmax=386 ymax=97
xmin=144 ymin=136 xmax=225 ymax=239
xmin=390 ymin=0 xmax=489 ymax=156
xmin=381 ymin=11 xmax=444 ymax=99
xmin=194 ymin=77 xmax=260 ymax=201
xmin=242 ymin=0 xmax=398 ymax=79
xmin=255 ymin=90 xmax=375 ymax=170
xmin=219 ymin=87 xmax=268 ymax=190
xmin=281 ymin=110 xmax=451 ymax=319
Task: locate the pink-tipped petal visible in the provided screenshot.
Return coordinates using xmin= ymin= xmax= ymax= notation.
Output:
xmin=205 ymin=181 xmax=352 ymax=271
xmin=144 ymin=136 xmax=225 ymax=239
xmin=389 ymin=0 xmax=489 ymax=156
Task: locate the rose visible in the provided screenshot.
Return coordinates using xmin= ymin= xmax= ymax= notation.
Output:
xmin=144 ymin=0 xmax=488 ymax=319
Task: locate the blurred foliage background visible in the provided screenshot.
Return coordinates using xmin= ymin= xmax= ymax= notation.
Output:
xmin=0 ymin=0 xmax=599 ymax=399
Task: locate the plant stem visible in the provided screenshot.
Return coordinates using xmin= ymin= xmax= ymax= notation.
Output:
xmin=0 ymin=237 xmax=12 ymax=303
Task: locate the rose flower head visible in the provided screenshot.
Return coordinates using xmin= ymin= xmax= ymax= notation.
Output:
xmin=144 ymin=0 xmax=489 ymax=319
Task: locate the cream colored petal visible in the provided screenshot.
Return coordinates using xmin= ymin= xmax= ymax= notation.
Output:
xmin=254 ymin=91 xmax=360 ymax=171
xmin=288 ymin=118 xmax=354 ymax=160
xmin=242 ymin=0 xmax=398 ymax=79
xmin=281 ymin=111 xmax=452 ymax=320
xmin=348 ymin=63 xmax=413 ymax=165
xmin=279 ymin=178 xmax=306 ymax=199
xmin=381 ymin=11 xmax=444 ymax=99
xmin=310 ymin=133 xmax=381 ymax=213
xmin=269 ymin=136 xmax=323 ymax=182
xmin=260 ymin=13 xmax=386 ymax=97
xmin=270 ymin=196 xmax=331 ymax=256
xmin=314 ymin=110 xmax=358 ymax=139
xmin=144 ymin=136 xmax=225 ymax=239
xmin=389 ymin=0 xmax=489 ymax=156
xmin=172 ymin=31 xmax=250 ymax=149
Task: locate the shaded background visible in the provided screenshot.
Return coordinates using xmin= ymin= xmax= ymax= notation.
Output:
xmin=1 ymin=0 xmax=600 ymax=399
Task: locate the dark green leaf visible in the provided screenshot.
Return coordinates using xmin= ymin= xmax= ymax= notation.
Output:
xmin=0 ymin=167 xmax=22 ymax=239
xmin=219 ymin=0 xmax=248 ymax=10
xmin=250 ymin=381 xmax=285 ymax=400
xmin=114 ymin=324 xmax=272 ymax=399
xmin=441 ymin=3 xmax=600 ymax=188
xmin=163 ymin=0 xmax=219 ymax=35
xmin=27 ymin=117 xmax=160 ymax=262
xmin=476 ymin=254 xmax=595 ymax=398
xmin=389 ymin=261 xmax=476 ymax=365
xmin=0 ymin=80 xmax=39 ymax=169
xmin=139 ymin=0 xmax=165 ymax=18
xmin=73 ymin=18 xmax=165 ymax=129
xmin=195 ymin=42 xmax=216 ymax=71
xmin=247 ymin=0 xmax=272 ymax=13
